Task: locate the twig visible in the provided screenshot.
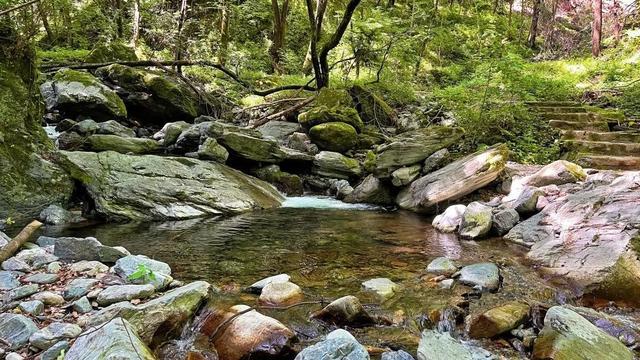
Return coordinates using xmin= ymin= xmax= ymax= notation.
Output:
xmin=0 ymin=220 xmax=43 ymax=262
xmin=0 ymin=0 xmax=42 ymax=16
xmin=250 ymin=96 xmax=316 ymax=128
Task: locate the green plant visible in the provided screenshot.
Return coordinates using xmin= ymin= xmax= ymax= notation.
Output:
xmin=127 ymin=264 xmax=156 ymax=282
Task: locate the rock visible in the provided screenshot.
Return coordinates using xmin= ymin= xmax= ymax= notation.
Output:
xmin=391 ymin=164 xmax=422 ymax=187
xmin=84 ymin=281 xmax=212 ymax=344
xmin=0 ymin=314 xmax=38 ymax=350
xmin=287 ymin=132 xmax=318 ymax=154
xmin=63 ymin=278 xmax=98 ymax=300
xmin=55 ymin=118 xmax=77 ymax=132
xmin=258 ymin=281 xmax=304 ymax=306
xmin=563 ymin=305 xmax=640 ymax=346
xmin=426 ymin=257 xmax=458 ymax=276
xmin=532 ymin=306 xmax=633 ymax=360
xmin=257 ymin=121 xmax=301 ymax=142
xmin=197 ymin=137 xmax=229 ymax=162
xmin=18 ymin=300 xmax=44 ymax=315
xmin=382 ymin=350 xmax=415 ymax=360
xmin=201 ymin=304 xmax=296 ymax=360
xmin=15 ymin=248 xmax=58 ymax=268
xmin=5 ymin=353 xmax=23 ymax=360
xmin=330 ymin=179 xmax=354 ymax=199
xmin=29 ymin=322 xmax=82 ymax=350
xmin=344 ymin=175 xmax=394 ymax=205
xmin=311 ymin=295 xmax=375 ymax=327
xmin=417 ymin=330 xmax=493 ymax=360
xmin=504 ymin=172 xmax=640 ymax=304
xmin=97 ymin=245 xmax=130 ymax=263
xmin=2 ymin=258 xmax=30 ymax=272
xmin=362 ymin=278 xmax=399 ymax=300
xmin=504 ymin=185 xmax=543 ymax=215
xmin=0 ymin=231 xmax=9 ymax=247
xmin=246 ymin=274 xmax=291 ymax=294
xmin=40 ymin=69 xmax=127 ymax=121
xmin=439 ymin=279 xmax=455 ymax=289
xmin=218 ymin=131 xmax=289 ymax=163
xmin=154 ymin=121 xmax=191 ymax=146
xmin=397 ymin=144 xmax=508 ymax=213
xmin=39 ymin=340 xmax=69 ymax=360
xmin=38 ymin=205 xmax=72 ymax=225
xmin=72 ymin=296 xmax=93 ymax=314
xmin=423 ymin=148 xmax=450 ymax=174
xmin=96 ymin=284 xmax=155 ymax=306
xmin=466 ymin=301 xmax=530 ymax=338
xmin=114 ymin=255 xmax=172 ymax=289
xmin=299 ymin=106 xmax=364 ymax=132
xmin=432 ymin=204 xmax=466 ymax=233
xmin=32 ymin=291 xmax=65 ymax=305
xmin=491 ymin=208 xmax=519 ymax=236
xmin=518 ymin=160 xmax=586 ymax=188
xmin=312 ymin=151 xmax=362 ymax=180
xmin=59 ymin=151 xmax=284 ymax=221
xmin=53 ymin=237 xmax=101 ymax=261
xmin=23 ymin=273 xmax=59 ymax=284
xmin=456 ymin=263 xmax=500 ymax=292
xmin=70 ymin=260 xmax=109 ymax=276
xmin=350 ymin=84 xmax=396 ymax=126
xmin=86 ymin=134 xmax=160 ymax=154
xmin=36 ymin=236 xmax=57 ymax=247
xmin=69 ymin=119 xmax=99 ymax=135
xmin=374 ymin=127 xmax=463 ymax=176
xmin=46 ymin=261 xmax=62 ymax=273
xmin=309 ymin=122 xmax=358 ymax=152
xmin=96 ymin=120 xmax=136 ymax=137
xmin=459 ymin=202 xmax=493 ymax=239
xmin=85 ymin=42 xmax=138 ymax=63
xmin=96 ymin=64 xmax=204 ymax=124
xmin=0 ymin=271 xmax=19 ymax=290
xmin=66 ymin=317 xmax=155 ymax=360
xmin=56 ymin=130 xmax=85 ymax=150
xmin=296 ymin=329 xmax=369 ymax=360
xmin=254 ymin=165 xmax=303 ymax=196
xmin=8 ymin=284 xmax=39 ymax=301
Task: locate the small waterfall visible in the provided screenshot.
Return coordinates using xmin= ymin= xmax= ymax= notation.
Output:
xmin=436 ymin=307 xmax=459 ymax=335
xmin=156 ymin=306 xmax=218 ymax=359
xmin=43 ymin=124 xmax=60 ymax=140
xmin=281 ymin=196 xmax=381 ymax=210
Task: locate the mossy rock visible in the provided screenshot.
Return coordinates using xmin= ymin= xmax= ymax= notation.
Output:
xmin=86 ymin=135 xmax=161 ymax=154
xmin=350 ymin=85 xmax=396 ymax=126
xmin=315 ymin=88 xmax=355 ymax=108
xmin=298 ymin=106 xmax=364 ymax=133
xmin=309 ymin=122 xmax=358 ymax=153
xmin=85 ymin=42 xmax=138 ymax=63
xmin=254 ymin=164 xmax=303 ymax=195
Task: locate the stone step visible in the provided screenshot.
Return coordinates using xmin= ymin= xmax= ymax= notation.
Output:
xmin=535 ymin=106 xmax=587 ymax=114
xmin=562 ymin=130 xmax=640 ymax=143
xmin=549 ymin=120 xmax=609 ymax=131
xmin=541 ymin=112 xmax=594 ymax=121
xmin=572 ymin=154 xmax=640 ymax=170
xmin=562 ymin=140 xmax=640 ymax=156
xmin=526 ymin=101 xmax=582 ymax=107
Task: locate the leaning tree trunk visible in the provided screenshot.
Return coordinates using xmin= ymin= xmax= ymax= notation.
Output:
xmin=592 ymin=0 xmax=602 ymax=57
xmin=528 ymin=0 xmax=542 ymax=48
xmin=131 ymin=0 xmax=141 ymax=46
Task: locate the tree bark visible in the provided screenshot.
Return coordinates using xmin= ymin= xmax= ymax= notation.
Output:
xmin=269 ymin=0 xmax=290 ymax=74
xmin=302 ymin=0 xmax=328 ymax=75
xmin=0 ymin=221 xmax=43 ymax=263
xmin=218 ymin=0 xmax=230 ymax=66
xmin=37 ymin=2 xmax=54 ymax=44
xmin=174 ymin=0 xmax=189 ymax=74
xmin=527 ymin=0 xmax=542 ymax=48
xmin=114 ymin=0 xmax=124 ymax=39
xmin=592 ymin=0 xmax=602 ymax=57
xmin=131 ymin=0 xmax=141 ymax=46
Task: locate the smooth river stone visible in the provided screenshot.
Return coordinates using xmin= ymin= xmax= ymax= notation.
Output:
xmin=456 ymin=263 xmax=500 ymax=292
xmin=362 ymin=278 xmax=400 ymax=300
xmin=295 ymin=329 xmax=369 ymax=360
xmin=246 ymin=273 xmax=290 ymax=294
xmin=466 ymin=301 xmax=530 ymax=338
xmin=23 ymin=273 xmax=59 ymax=284
xmin=258 ymin=281 xmax=304 ymax=306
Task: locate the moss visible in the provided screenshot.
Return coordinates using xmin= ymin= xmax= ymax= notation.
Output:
xmin=84 ymin=42 xmax=138 ymax=63
xmin=315 ymin=88 xmax=354 ymax=108
xmin=350 ymin=84 xmax=397 ymax=126
xmin=298 ymin=106 xmax=364 ymax=132
xmin=309 ymin=122 xmax=358 ymax=152
xmin=52 ymin=69 xmax=128 ymax=118
xmin=364 ymin=150 xmax=377 ymax=173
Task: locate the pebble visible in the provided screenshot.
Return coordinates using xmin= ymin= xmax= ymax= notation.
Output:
xmin=426 ymin=257 xmax=458 ymax=276
xmin=23 ymin=273 xmax=59 ymax=284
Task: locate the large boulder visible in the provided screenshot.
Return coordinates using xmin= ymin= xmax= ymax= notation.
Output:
xmin=532 ymin=306 xmax=633 ymax=360
xmin=66 ymin=318 xmax=155 ymax=360
xmin=312 ymin=151 xmax=362 ymax=180
xmin=59 ymin=151 xmax=283 ymax=221
xmin=373 ymin=126 xmax=463 ymax=176
xmin=96 ymin=64 xmax=203 ymax=123
xmin=0 ymin=49 xmax=73 ymax=223
xmin=517 ymin=160 xmax=586 ymax=188
xmin=85 ymin=134 xmax=161 ymax=154
xmin=40 ymin=69 xmax=127 ymax=121
xmin=396 ymin=144 xmax=508 ymax=213
xmin=344 ymin=175 xmax=394 ymax=205
xmin=504 ymin=172 xmax=640 ymax=304
xmin=458 ymin=202 xmax=493 ymax=239
xmin=84 ymin=42 xmax=138 ymax=63
xmin=309 ymin=122 xmax=358 ymax=152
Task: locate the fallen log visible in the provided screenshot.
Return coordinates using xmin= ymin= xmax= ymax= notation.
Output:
xmin=0 ymin=220 xmax=43 ymax=262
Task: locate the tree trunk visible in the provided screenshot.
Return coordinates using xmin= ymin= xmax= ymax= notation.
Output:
xmin=218 ymin=1 xmax=230 ymax=66
xmin=611 ymin=0 xmax=623 ymax=46
xmin=269 ymin=0 xmax=290 ymax=74
xmin=0 ymin=221 xmax=43 ymax=263
xmin=114 ymin=0 xmax=124 ymax=39
xmin=37 ymin=2 xmax=54 ymax=45
xmin=302 ymin=0 xmax=328 ymax=75
xmin=131 ymin=0 xmax=141 ymax=46
xmin=544 ymin=0 xmax=558 ymax=51
xmin=174 ymin=0 xmax=189 ymax=74
xmin=592 ymin=0 xmax=602 ymax=57
xmin=527 ymin=0 xmax=542 ymax=48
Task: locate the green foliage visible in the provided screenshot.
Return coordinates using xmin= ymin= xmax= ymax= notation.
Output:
xmin=127 ymin=264 xmax=156 ymax=282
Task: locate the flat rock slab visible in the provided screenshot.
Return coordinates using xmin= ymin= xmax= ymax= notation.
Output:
xmin=0 ymin=314 xmax=38 ymax=350
xmin=96 ymin=284 xmax=155 ymax=306
xmin=29 ymin=322 xmax=82 ymax=350
xmin=417 ymin=330 xmax=493 ymax=360
xmin=23 ymin=273 xmax=59 ymax=284
xmin=66 ymin=318 xmax=154 ymax=360
xmin=456 ymin=263 xmax=500 ymax=292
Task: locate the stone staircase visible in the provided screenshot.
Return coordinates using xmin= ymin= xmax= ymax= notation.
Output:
xmin=527 ymin=101 xmax=640 ymax=170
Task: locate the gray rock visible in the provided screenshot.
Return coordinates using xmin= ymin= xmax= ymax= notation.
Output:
xmin=197 ymin=137 xmax=229 ymax=162
xmin=258 ymin=281 xmax=304 ymax=306
xmin=15 ymin=248 xmax=58 ymax=268
xmin=391 ymin=164 xmax=422 ymax=187
xmin=0 ymin=271 xmax=21 ymax=290
xmin=8 ymin=284 xmax=39 ymax=301
xmin=295 ymin=329 xmax=369 ymax=360
xmin=0 ymin=230 xmax=9 ymax=248
xmin=38 ymin=205 xmax=73 ymax=225
xmin=23 ymin=273 xmax=59 ymax=284
xmin=63 ymin=278 xmax=98 ymax=300
xmin=426 ymin=257 xmax=458 ymax=276
xmin=563 ymin=305 xmax=640 ymax=346
xmin=287 ymin=132 xmax=319 ymax=154
xmin=505 ymin=186 xmax=542 ymax=215
xmin=69 ymin=260 xmax=109 ymax=276
xmin=18 ymin=300 xmax=44 ymax=315
xmin=247 ymin=273 xmax=291 ymax=294
xmin=417 ymin=330 xmax=493 ymax=360
xmin=456 ymin=263 xmax=500 ymax=292
xmin=219 ymin=131 xmax=287 ymax=163
xmin=53 ymin=237 xmax=101 ymax=261
xmin=330 ymin=179 xmax=354 ymax=200
xmin=432 ymin=204 xmax=466 ymax=233
xmin=532 ymin=306 xmax=633 ymax=360
xmin=46 ymin=262 xmax=62 ymax=273
xmin=36 ymin=236 xmax=57 ymax=247
xmin=86 ymin=134 xmax=161 ymax=155
xmin=113 ymin=255 xmax=172 ymax=289
xmin=361 ymin=278 xmax=399 ymax=300
xmin=439 ymin=279 xmax=455 ymax=289
xmin=72 ymin=296 xmax=93 ymax=314
xmin=97 ymin=245 xmax=130 ymax=263
xmin=96 ymin=120 xmax=135 ymax=137
xmin=311 ymin=295 xmax=374 ymax=327
xmin=344 ymin=175 xmax=394 ymax=205
xmin=40 ymin=340 xmax=69 ymax=360
xmin=382 ymin=350 xmax=415 ymax=360
xmin=33 ymin=291 xmax=65 ymax=305
xmin=491 ymin=208 xmax=519 ymax=236
xmin=29 ymin=322 xmax=82 ymax=350
xmin=66 ymin=317 xmax=155 ymax=360
xmin=459 ymin=202 xmax=493 ymax=239
xmin=5 ymin=353 xmax=24 ymax=360
xmin=423 ymin=148 xmax=450 ymax=174
xmin=96 ymin=284 xmax=155 ymax=306
xmin=60 ymin=151 xmax=284 ymax=221
xmin=257 ymin=120 xmax=301 ymax=142
xmin=154 ymin=121 xmax=191 ymax=146
xmin=0 ymin=314 xmax=38 ymax=350
xmin=70 ymin=119 xmax=99 ymax=135
xmin=312 ymin=151 xmax=362 ymax=180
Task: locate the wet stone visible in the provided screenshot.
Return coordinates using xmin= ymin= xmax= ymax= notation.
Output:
xmin=467 ymin=301 xmax=530 ymax=338
xmin=246 ymin=273 xmax=290 ymax=294
xmin=456 ymin=263 xmax=500 ymax=292
xmin=29 ymin=322 xmax=82 ymax=350
xmin=258 ymin=281 xmax=304 ymax=306
xmin=426 ymin=257 xmax=458 ymax=276
xmin=362 ymin=278 xmax=400 ymax=300
xmin=295 ymin=329 xmax=369 ymax=360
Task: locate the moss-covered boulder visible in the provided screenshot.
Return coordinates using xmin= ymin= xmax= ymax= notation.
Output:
xmin=0 ymin=36 xmax=73 ymax=223
xmin=84 ymin=42 xmax=138 ymax=63
xmin=298 ymin=106 xmax=364 ymax=132
xmin=309 ymin=122 xmax=358 ymax=152
xmin=40 ymin=69 xmax=127 ymax=121
xmin=219 ymin=131 xmax=285 ymax=163
xmin=86 ymin=134 xmax=161 ymax=154
xmin=96 ymin=64 xmax=201 ymax=124
xmin=254 ymin=165 xmax=303 ymax=195
xmin=344 ymin=175 xmax=394 ymax=205
xmin=350 ymin=84 xmax=396 ymax=126
xmin=312 ymin=151 xmax=362 ymax=180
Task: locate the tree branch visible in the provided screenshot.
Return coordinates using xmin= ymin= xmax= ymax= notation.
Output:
xmin=0 ymin=0 xmax=43 ymax=16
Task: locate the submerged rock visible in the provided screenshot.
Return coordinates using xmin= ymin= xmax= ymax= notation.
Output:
xmin=296 ymin=329 xmax=369 ymax=360
xmin=459 ymin=202 xmax=493 ymax=239
xmin=0 ymin=314 xmax=38 ymax=350
xmin=66 ymin=317 xmax=155 ymax=360
xmin=344 ymin=174 xmax=394 ymax=205
xmin=59 ymin=151 xmax=284 ymax=221
xmin=432 ymin=204 xmax=466 ymax=233
xmin=311 ymin=295 xmax=375 ymax=327
xmin=466 ymin=301 xmax=530 ymax=338
xmin=397 ymin=144 xmax=508 ymax=213
xmin=456 ymin=263 xmax=500 ymax=292
xmin=246 ymin=274 xmax=291 ymax=294
xmin=417 ymin=330 xmax=493 ymax=360
xmin=312 ymin=151 xmax=362 ymax=180
xmin=362 ymin=278 xmax=400 ymax=300
xmin=532 ymin=306 xmax=633 ymax=360
xmin=426 ymin=257 xmax=458 ymax=276
xmin=258 ymin=281 xmax=304 ymax=306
